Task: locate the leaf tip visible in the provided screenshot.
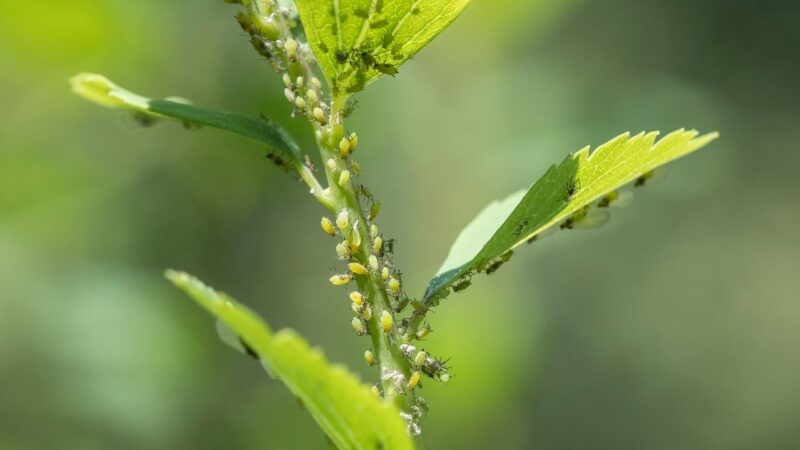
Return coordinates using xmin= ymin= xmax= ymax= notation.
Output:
xmin=70 ymin=72 xmax=123 ymax=108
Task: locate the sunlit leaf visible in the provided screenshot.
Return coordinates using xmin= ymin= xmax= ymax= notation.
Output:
xmin=424 ymin=129 xmax=719 ymax=301
xmin=295 ymin=0 xmax=471 ymax=94
xmin=70 ymin=73 xmax=303 ymax=167
xmin=166 ymin=270 xmax=414 ymax=450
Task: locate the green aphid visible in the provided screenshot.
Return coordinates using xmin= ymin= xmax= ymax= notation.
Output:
xmin=452 ymin=278 xmax=472 ymax=292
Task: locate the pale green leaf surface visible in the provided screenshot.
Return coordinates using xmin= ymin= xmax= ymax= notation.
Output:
xmin=424 ymin=129 xmax=719 ymax=301
xmin=295 ymin=0 xmax=470 ymax=94
xmin=166 ymin=270 xmax=414 ymax=450
xmin=70 ymin=73 xmax=302 ymax=165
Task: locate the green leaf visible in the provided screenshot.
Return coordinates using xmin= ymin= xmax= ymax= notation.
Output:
xmin=165 ymin=270 xmax=414 ymax=450
xmin=295 ymin=0 xmax=471 ymax=94
xmin=70 ymin=73 xmax=303 ymax=168
xmin=424 ymin=129 xmax=719 ymax=301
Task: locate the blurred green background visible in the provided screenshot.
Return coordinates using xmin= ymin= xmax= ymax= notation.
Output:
xmin=2 ymin=0 xmax=799 ymax=448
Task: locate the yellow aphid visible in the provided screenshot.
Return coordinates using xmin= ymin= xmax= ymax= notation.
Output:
xmin=370 ymin=224 xmax=379 ymax=239
xmin=416 ymin=326 xmax=430 ymax=340
xmin=329 ymin=274 xmax=352 ymax=286
xmin=349 ymin=262 xmax=369 ymax=276
xmin=362 ymin=304 xmax=372 ymax=320
xmin=295 ymin=76 xmax=304 ymax=87
xmin=326 ymin=158 xmax=337 ymax=171
xmin=380 ymin=310 xmax=393 ymax=334
xmin=368 ymin=255 xmax=379 ymax=271
xmin=407 ymin=371 xmax=421 ymax=390
xmin=313 ymin=107 xmax=327 ymax=124
xmin=335 ymin=241 xmax=350 ymax=260
xmin=381 ymin=266 xmax=390 ymax=280
xmin=283 ymin=37 xmax=298 ymax=57
xmin=336 ymin=209 xmax=350 ymax=230
xmin=339 ymin=137 xmax=351 ymax=158
xmin=320 ymin=216 xmax=336 ymax=236
xmin=349 ymin=291 xmax=366 ymax=305
xmin=282 ymin=73 xmax=292 ymax=87
xmin=349 ymin=132 xmax=358 ymax=150
xmin=338 ymin=170 xmax=351 ymax=186
xmin=294 ymin=96 xmax=306 ymax=110
xmin=373 ymin=236 xmax=383 ymax=253
xmin=364 ymin=350 xmax=375 ymax=366
xmin=414 ymin=351 xmax=427 ymax=366
xmin=351 ymin=303 xmax=363 ymax=315
xmin=388 ymin=277 xmax=401 ymax=296
xmin=349 ymin=226 xmax=362 ymax=251
xmin=311 ymin=77 xmax=322 ymax=89
xmin=351 ymin=317 xmax=366 ymax=335
xmin=306 ymin=89 xmax=318 ymax=104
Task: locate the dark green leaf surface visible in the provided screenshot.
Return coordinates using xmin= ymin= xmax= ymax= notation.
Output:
xmin=70 ymin=73 xmax=302 ymax=165
xmin=295 ymin=0 xmax=471 ymax=94
xmin=166 ymin=270 xmax=414 ymax=450
xmin=424 ymin=129 xmax=719 ymax=301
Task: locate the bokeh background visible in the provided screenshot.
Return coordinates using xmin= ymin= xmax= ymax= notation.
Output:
xmin=2 ymin=0 xmax=799 ymax=448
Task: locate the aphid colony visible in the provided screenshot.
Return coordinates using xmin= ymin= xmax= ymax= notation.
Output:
xmin=320 ymin=182 xmax=449 ymax=406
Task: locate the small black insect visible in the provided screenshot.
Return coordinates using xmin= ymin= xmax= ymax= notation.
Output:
xmin=565 ymin=178 xmax=581 ymax=201
xmin=513 ymin=217 xmax=529 ymax=237
xmin=239 ymin=337 xmax=259 ymax=360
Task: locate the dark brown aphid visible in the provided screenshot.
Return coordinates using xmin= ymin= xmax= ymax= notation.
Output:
xmin=239 ymin=337 xmax=259 ymax=360
xmin=513 ymin=217 xmax=529 ymax=237
xmin=634 ymin=170 xmax=654 ymax=187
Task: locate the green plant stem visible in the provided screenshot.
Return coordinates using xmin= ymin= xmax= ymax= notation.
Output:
xmin=319 ymin=95 xmax=412 ymax=411
xmin=240 ymin=0 xmax=414 ymax=414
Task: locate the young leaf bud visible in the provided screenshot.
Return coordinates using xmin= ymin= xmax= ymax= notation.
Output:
xmin=329 ymin=274 xmax=352 ymax=286
xmin=407 ymin=371 xmax=421 ymax=390
xmin=368 ymin=255 xmax=379 ymax=271
xmin=364 ymin=350 xmax=376 ymax=366
xmin=351 ymin=317 xmax=366 ymax=335
xmin=336 ymin=209 xmax=350 ymax=230
xmin=381 ymin=266 xmax=390 ymax=280
xmin=416 ymin=326 xmax=431 ymax=340
xmin=349 ymin=291 xmax=366 ymax=305
xmin=388 ymin=277 xmax=401 ymax=296
xmin=338 ymin=170 xmax=351 ymax=186
xmin=313 ymin=107 xmax=327 ymax=125
xmin=373 ymin=236 xmax=383 ymax=254
xmin=295 ymin=76 xmax=304 ymax=88
xmin=370 ymin=224 xmax=379 ymax=239
xmin=380 ymin=310 xmax=393 ymax=334
xmin=320 ymin=216 xmax=336 ymax=236
xmin=282 ymin=73 xmax=292 ymax=87
xmin=348 ymin=262 xmax=369 ymax=276
xmin=284 ymin=88 xmax=295 ymax=102
xmin=414 ymin=351 xmax=427 ymax=367
xmin=339 ymin=137 xmax=351 ymax=158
